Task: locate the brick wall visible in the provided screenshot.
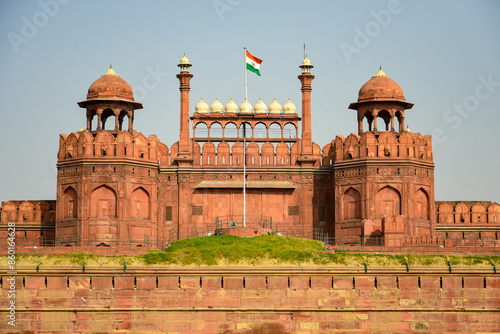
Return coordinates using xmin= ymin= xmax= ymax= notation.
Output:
xmin=1 ymin=266 xmax=499 ymax=333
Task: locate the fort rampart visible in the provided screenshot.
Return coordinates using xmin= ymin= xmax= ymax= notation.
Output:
xmin=1 ymin=266 xmax=499 ymax=333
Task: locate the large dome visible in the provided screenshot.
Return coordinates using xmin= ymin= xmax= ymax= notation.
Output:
xmin=86 ymin=66 xmax=135 ymax=102
xmin=357 ymin=69 xmax=405 ymax=102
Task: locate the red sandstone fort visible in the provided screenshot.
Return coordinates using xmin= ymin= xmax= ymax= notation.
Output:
xmin=2 ymin=55 xmax=500 ymax=334
xmin=0 ymin=54 xmax=498 ymax=247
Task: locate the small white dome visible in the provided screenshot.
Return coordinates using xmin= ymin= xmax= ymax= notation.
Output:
xmin=283 ymin=98 xmax=296 ymax=114
xmin=210 ymin=98 xmax=223 ymax=113
xmin=239 ymin=98 xmax=253 ymax=114
xmin=225 ymin=97 xmax=238 ymax=114
xmin=268 ymin=98 xmax=282 ymax=114
xmin=254 ymin=98 xmax=267 ymax=114
xmin=180 ymin=54 xmax=190 ymax=64
xmin=195 ymin=97 xmax=209 ymax=114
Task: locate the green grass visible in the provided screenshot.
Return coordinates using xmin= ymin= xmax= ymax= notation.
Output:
xmin=3 ymin=235 xmax=500 ymax=267
xmin=140 ymin=234 xmax=500 ymax=267
xmin=141 ymin=234 xmax=325 ymax=266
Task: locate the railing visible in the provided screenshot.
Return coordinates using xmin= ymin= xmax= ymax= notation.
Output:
xmin=215 ymin=215 xmax=273 ymax=231
xmin=2 ymin=224 xmax=498 ymax=255
xmin=319 ymin=234 xmax=500 ymax=253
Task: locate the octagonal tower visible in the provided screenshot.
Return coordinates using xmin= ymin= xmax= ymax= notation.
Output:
xmin=333 ymin=68 xmax=435 ymax=245
xmin=56 ymin=66 xmax=159 ymax=246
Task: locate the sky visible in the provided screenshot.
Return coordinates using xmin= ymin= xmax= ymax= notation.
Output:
xmin=0 ymin=0 xmax=499 ymax=204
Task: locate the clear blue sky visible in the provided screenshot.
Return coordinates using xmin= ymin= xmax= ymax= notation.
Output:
xmin=0 ymin=0 xmax=499 ymax=204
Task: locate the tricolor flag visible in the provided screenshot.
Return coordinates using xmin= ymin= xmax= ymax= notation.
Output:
xmin=245 ymin=50 xmax=262 ymax=76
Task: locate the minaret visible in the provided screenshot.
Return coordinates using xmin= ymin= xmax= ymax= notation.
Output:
xmin=297 ymin=55 xmax=316 ymax=165
xmin=175 ymin=54 xmax=194 ymax=166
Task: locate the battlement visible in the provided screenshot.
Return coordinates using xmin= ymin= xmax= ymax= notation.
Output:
xmin=187 ymin=140 xmax=326 ymax=168
xmin=436 ymin=201 xmax=499 ymax=224
xmin=57 ymin=129 xmax=161 ymax=164
xmin=333 ymin=131 xmax=433 ymax=162
xmin=0 ymin=200 xmax=55 ymax=224
xmin=0 ymin=200 xmax=56 ymax=244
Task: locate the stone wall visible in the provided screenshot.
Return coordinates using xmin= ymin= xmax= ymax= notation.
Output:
xmin=1 ymin=266 xmax=499 ymax=333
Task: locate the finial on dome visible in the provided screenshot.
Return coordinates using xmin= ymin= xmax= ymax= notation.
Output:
xmin=372 ymin=67 xmax=388 ymax=78
xmin=103 ymin=64 xmax=118 ymax=77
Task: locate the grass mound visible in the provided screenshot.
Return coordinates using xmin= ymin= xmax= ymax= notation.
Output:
xmin=141 ymin=234 xmax=324 ymax=266
xmin=4 ymin=235 xmax=499 ymax=267
xmin=140 ymin=234 xmax=500 ymax=267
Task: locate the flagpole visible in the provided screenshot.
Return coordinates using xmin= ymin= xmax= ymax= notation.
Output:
xmin=244 ymin=47 xmax=248 ymax=100
xmin=243 ymin=47 xmax=247 ymax=227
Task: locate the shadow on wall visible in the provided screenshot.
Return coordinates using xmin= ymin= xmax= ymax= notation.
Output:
xmin=223 ymin=322 xmax=289 ymax=334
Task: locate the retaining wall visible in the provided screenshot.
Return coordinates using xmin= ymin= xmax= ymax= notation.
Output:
xmin=1 ymin=266 xmax=499 ymax=333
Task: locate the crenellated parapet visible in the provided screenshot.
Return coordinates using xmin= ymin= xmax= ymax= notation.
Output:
xmin=186 ymin=140 xmax=326 ymax=167
xmin=332 ymin=131 xmax=433 ymax=162
xmin=58 ymin=129 xmax=161 ymax=164
xmin=436 ymin=201 xmax=500 ymax=225
xmin=0 ymin=200 xmax=56 ymax=244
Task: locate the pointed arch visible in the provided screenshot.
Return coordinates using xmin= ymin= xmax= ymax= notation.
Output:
xmin=131 ymin=187 xmax=150 ymax=219
xmin=414 ymin=188 xmax=430 ymax=220
xmin=342 ymin=187 xmax=361 ymax=220
xmin=62 ymin=186 xmax=77 ymax=219
xmin=375 ymin=186 xmax=401 ymax=218
xmin=90 ymin=185 xmax=117 ymax=218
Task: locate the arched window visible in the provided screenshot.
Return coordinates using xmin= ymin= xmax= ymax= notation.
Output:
xmin=269 ymin=122 xmax=282 ymax=138
xmin=239 ymin=122 xmax=252 ymax=138
xmin=377 ymin=110 xmax=391 ymax=131
xmin=194 ymin=122 xmax=208 ymax=138
xmin=283 ymin=123 xmax=297 ymax=138
xmin=224 ymin=122 xmax=238 ymax=138
xmin=209 ymin=122 xmax=223 ymax=138
xmin=254 ymin=122 xmax=267 ymax=138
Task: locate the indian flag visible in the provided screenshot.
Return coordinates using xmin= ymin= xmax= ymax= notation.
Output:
xmin=245 ymin=50 xmax=262 ymax=76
